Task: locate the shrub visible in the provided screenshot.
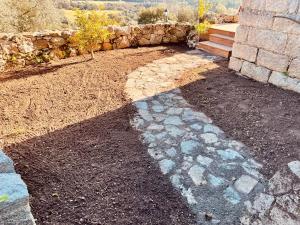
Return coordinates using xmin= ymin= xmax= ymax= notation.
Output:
xmin=138 ymin=7 xmax=164 ymax=24
xmin=176 ymin=6 xmax=197 ymax=23
xmin=195 ymin=20 xmax=211 ymax=34
xmin=0 ymin=0 xmax=62 ymax=32
xmin=70 ymin=9 xmax=116 ymax=59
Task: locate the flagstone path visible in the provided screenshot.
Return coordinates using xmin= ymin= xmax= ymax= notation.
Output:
xmin=125 ymin=50 xmax=300 ymax=225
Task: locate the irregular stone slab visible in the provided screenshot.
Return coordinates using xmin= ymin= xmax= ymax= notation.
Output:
xmin=0 ymin=174 xmax=29 ymax=213
xmin=203 ymin=124 xmax=224 ymax=135
xmin=188 ymin=165 xmax=206 ymax=186
xmin=181 ymin=140 xmax=201 ymax=155
xmin=138 ymin=109 xmax=153 ymax=122
xmin=165 ymin=125 xmax=185 ymax=137
xmin=165 ymin=147 xmax=177 ymax=158
xmin=133 ymin=101 xmax=148 ymax=110
xmin=234 ymin=175 xmax=258 ymax=194
xmin=152 ymin=105 xmax=165 ymax=113
xmin=196 ymin=155 xmax=213 ymax=167
xmin=182 ymin=187 xmax=197 ymax=205
xmin=163 ymin=116 xmax=183 ymax=126
xmin=0 ymin=150 xmax=15 ymax=173
xmin=190 ymin=124 xmax=203 ymax=131
xmin=208 ymin=174 xmax=226 ymax=187
xmin=288 ymin=161 xmax=300 ymax=178
xmin=217 ymin=149 xmax=244 ymax=160
xmin=252 ymin=193 xmax=274 ymax=216
xmin=223 ymin=186 xmax=241 ymax=205
xmin=200 ymin=133 xmax=218 ymax=144
xmin=159 ymin=159 xmax=175 ymax=175
xmin=166 ymin=107 xmax=183 ymax=115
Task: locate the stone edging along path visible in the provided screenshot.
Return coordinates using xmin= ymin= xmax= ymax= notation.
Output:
xmin=0 ymin=150 xmax=35 ymax=225
xmin=125 ymin=50 xmax=300 ymax=225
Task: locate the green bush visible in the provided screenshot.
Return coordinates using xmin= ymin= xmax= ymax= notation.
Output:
xmin=195 ymin=20 xmax=211 ymax=34
xmin=138 ymin=7 xmax=164 ymax=24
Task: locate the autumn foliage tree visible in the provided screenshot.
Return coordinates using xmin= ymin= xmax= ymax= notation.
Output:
xmin=70 ymin=9 xmax=116 ymax=59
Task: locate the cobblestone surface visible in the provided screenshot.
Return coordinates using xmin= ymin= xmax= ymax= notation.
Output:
xmin=125 ymin=50 xmax=300 ymax=224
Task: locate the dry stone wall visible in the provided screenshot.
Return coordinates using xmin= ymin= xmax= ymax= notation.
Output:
xmin=229 ymin=0 xmax=300 ymax=93
xmin=0 ymin=23 xmax=192 ymax=71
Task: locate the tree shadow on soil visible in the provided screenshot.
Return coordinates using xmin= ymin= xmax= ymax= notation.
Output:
xmin=5 ymin=102 xmax=196 ymax=225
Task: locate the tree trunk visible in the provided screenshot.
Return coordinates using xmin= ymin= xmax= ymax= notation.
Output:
xmin=91 ymin=50 xmax=95 ymax=60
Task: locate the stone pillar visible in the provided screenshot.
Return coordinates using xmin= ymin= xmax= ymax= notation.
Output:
xmin=229 ymin=0 xmax=300 ymax=93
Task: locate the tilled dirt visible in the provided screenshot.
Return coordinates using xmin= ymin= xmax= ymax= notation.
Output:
xmin=2 ymin=46 xmax=196 ymax=225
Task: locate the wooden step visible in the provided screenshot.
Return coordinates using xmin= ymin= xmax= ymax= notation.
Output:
xmin=208 ymin=28 xmax=235 ymax=38
xmin=197 ymin=41 xmax=232 ymax=58
xmin=209 ymin=33 xmax=234 ymax=47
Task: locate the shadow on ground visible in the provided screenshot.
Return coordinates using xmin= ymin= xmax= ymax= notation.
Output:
xmin=5 ymin=103 xmax=196 ymax=225
xmin=179 ymin=61 xmax=300 ymax=178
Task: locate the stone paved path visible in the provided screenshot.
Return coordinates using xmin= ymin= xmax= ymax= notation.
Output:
xmin=125 ymin=50 xmax=300 ymax=225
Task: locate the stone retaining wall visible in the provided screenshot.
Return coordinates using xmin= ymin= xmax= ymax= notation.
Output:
xmin=0 ymin=150 xmax=35 ymax=225
xmin=229 ymin=0 xmax=300 ymax=93
xmin=0 ymin=23 xmax=193 ymax=71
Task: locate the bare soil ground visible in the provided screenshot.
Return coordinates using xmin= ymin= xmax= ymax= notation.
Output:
xmin=2 ymin=46 xmax=196 ymax=225
xmin=179 ymin=60 xmax=300 ymax=178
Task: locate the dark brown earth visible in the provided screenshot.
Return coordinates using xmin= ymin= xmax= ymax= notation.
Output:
xmin=179 ymin=60 xmax=300 ymax=178
xmin=2 ymin=46 xmax=196 ymax=225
